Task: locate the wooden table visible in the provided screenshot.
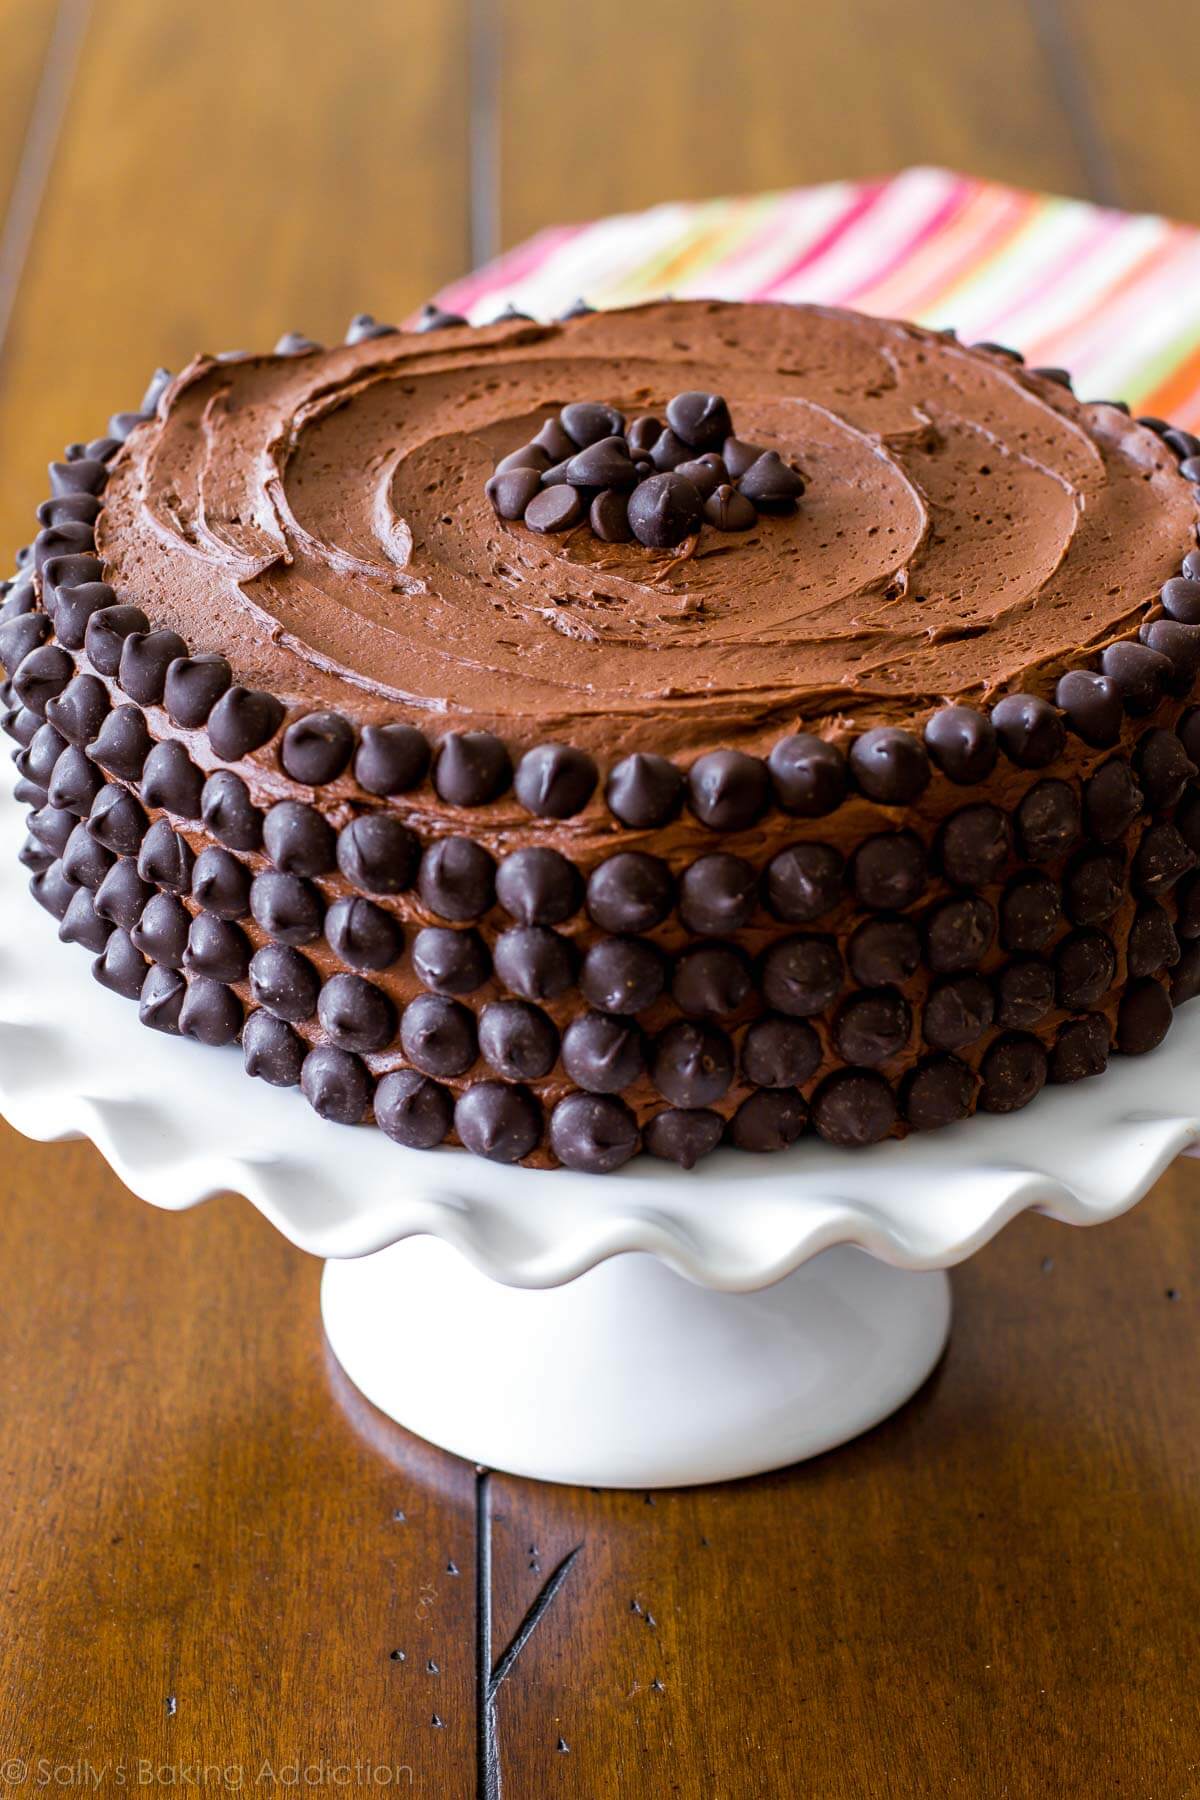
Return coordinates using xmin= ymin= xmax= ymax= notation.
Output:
xmin=2 ymin=3 xmax=1199 ymax=1792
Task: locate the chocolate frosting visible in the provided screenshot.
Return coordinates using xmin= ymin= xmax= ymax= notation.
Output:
xmin=98 ymin=302 xmax=1194 ymax=763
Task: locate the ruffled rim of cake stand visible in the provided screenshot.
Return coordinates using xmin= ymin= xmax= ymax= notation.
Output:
xmin=1 ymin=782 xmax=1197 ymax=1290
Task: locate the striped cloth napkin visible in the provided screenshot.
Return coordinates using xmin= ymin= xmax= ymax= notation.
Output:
xmin=436 ymin=165 xmax=1200 ymax=428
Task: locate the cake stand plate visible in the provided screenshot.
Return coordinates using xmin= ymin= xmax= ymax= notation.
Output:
xmin=1 ymin=783 xmax=1198 ymax=1486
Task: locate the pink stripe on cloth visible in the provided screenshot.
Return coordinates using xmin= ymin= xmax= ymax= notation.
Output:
xmin=755 ymin=179 xmax=889 ymax=298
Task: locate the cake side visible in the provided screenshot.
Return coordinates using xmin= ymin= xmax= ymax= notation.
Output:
xmin=4 ymin=300 xmax=1200 ymax=1171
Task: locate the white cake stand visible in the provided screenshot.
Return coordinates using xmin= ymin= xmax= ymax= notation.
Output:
xmin=1 ymin=782 xmax=1197 ymax=1487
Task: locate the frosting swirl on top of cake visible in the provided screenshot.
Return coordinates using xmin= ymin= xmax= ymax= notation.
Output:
xmin=97 ymin=300 xmax=1194 ymax=760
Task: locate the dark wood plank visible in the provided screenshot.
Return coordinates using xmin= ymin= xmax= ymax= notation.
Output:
xmin=0 ymin=1124 xmax=478 ymax=1784
xmin=494 ymin=0 xmax=1095 ymax=251
xmin=0 ymin=0 xmax=472 ymax=555
xmin=1056 ymin=0 xmax=1200 ymax=221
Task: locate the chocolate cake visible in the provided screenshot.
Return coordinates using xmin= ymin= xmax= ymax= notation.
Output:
xmin=4 ymin=298 xmax=1200 ymax=1173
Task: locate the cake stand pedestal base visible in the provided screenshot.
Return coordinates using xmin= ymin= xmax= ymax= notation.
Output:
xmin=320 ymin=1238 xmax=952 ymax=1488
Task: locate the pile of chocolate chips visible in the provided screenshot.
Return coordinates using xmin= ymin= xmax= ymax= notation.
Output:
xmin=485 ymin=390 xmax=805 ymax=548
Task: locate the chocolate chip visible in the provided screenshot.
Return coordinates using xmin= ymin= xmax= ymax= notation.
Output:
xmin=495 ymin=846 xmax=581 ymax=926
xmin=760 ymin=934 xmax=842 ymax=1016
xmin=414 ymin=305 xmax=464 ymax=333
xmin=16 ymin=776 xmax=50 ymax=811
xmin=736 ymin=450 xmax=804 ymax=509
xmin=493 ymin=926 xmax=576 ymax=1001
xmin=663 ymin=391 xmax=731 ymax=451
xmin=348 ymin=312 xmax=400 ymax=341
xmin=587 ymin=851 xmax=673 ymax=932
xmin=400 ymin=993 xmax=478 ymax=1077
xmin=249 ymin=944 xmax=319 ymax=1021
xmin=548 ymin=1093 xmax=639 ymax=1172
xmin=1179 ymin=788 xmax=1200 ymax=855
xmin=48 ymin=746 xmax=103 ymax=815
xmin=847 ymin=915 xmax=920 ymax=986
xmin=565 ymin=435 xmax=637 ymax=491
xmin=418 ymin=836 xmax=496 ymax=920
xmin=644 ymin=1108 xmax=724 ymax=1168
xmin=433 ymin=731 xmax=511 ymax=806
xmin=649 ymin=428 xmax=691 ymax=472
xmin=581 ymin=936 xmax=666 ymax=1014
xmin=1174 ymin=871 xmax=1200 ymax=939
xmin=137 ymin=818 xmax=194 ymax=892
xmin=184 ymin=913 xmax=251 ymax=984
xmin=487 ymin=468 xmax=543 ymax=519
xmin=525 ymin=484 xmax=583 ymax=533
xmin=1172 ymin=944 xmax=1200 ymax=1006
xmin=243 ymin=1012 xmax=305 ymax=1088
xmin=301 ymin=1046 xmax=372 ymax=1125
xmin=1054 ymin=670 xmax=1122 ymax=747
xmin=1016 ymin=779 xmax=1081 ymax=862
xmin=903 ymin=1056 xmax=977 ymax=1130
xmin=1055 ymin=929 xmax=1116 ymax=1010
xmin=514 ymin=743 xmax=597 ymax=818
xmin=833 ymin=987 xmax=911 ymax=1065
xmin=924 ymin=975 xmax=994 ymax=1051
xmin=763 ymin=842 xmax=843 ymax=924
xmin=1179 ymin=705 xmax=1200 ymax=767
xmin=207 ymin=687 xmax=285 ymax=761
xmin=1115 ymin=978 xmax=1172 ymax=1055
xmin=34 ymin=520 xmax=95 ymax=571
xmin=249 ymin=870 xmax=323 ymax=945
xmin=717 ymin=436 xmax=762 ymax=480
xmin=991 ymin=693 xmax=1065 ymax=768
xmin=1136 ymin=728 xmax=1195 ymax=810
xmin=562 ymin=1012 xmax=645 ymax=1093
xmin=48 ymin=456 xmax=107 ymax=498
xmin=59 ymin=886 xmax=108 ymax=952
xmin=141 ymin=739 xmax=203 ymax=818
xmin=330 ymin=819 xmax=414 ymax=902
xmin=1138 ymin=620 xmax=1200 ymax=690
xmin=849 ymin=830 xmax=927 ymax=911
xmin=4 ymin=702 xmax=39 ymax=747
xmin=374 ymin=1070 xmax=453 ymax=1148
xmin=411 ymin=925 xmax=491 ymax=994
xmin=163 ymin=654 xmax=232 ymax=728
xmin=92 ymin=929 xmax=148 ymax=1001
xmin=132 ymin=893 xmax=191 ymax=968
xmin=1128 ymin=903 xmax=1180 ymax=976
xmin=1083 ymin=758 xmax=1143 ymax=843
xmin=729 ymin=1090 xmax=807 ymax=1153
xmin=201 ymin=770 xmax=263 ymax=851
xmin=588 ymin=486 xmax=634 ymax=543
xmin=849 ymin=728 xmax=930 ymax=805
xmin=679 ymin=852 xmax=757 ymax=935
xmin=650 ymin=1019 xmax=733 ymax=1108
xmin=478 ymin=999 xmax=559 ymax=1079
xmin=495 ymin=444 xmax=550 ymax=475
xmin=45 ymin=673 xmax=109 ymax=747
xmin=996 ymin=956 xmax=1054 ymax=1028
xmin=179 ymin=976 xmax=242 ymax=1047
xmin=279 ymin=710 xmax=355 ymax=786
xmin=1000 ymin=871 xmax=1065 ymax=957
xmin=1160 ymin=576 xmax=1200 ymax=624
xmin=673 ymin=456 xmax=726 ymax=500
xmin=53 ymin=581 xmax=117 ymax=652
xmin=687 ymin=749 xmax=769 ymax=830
xmin=13 ymin=644 xmax=73 ymax=717
xmin=979 ymin=1033 xmax=1047 ymax=1114
xmin=767 ymin=734 xmax=847 ymax=818
xmin=318 ymin=972 xmax=396 ymax=1053
xmin=138 ymin=964 xmax=186 ymax=1035
xmin=937 ymin=804 xmax=1010 ymax=888
xmin=30 ymin=861 xmax=80 ymax=920
xmin=355 ymin=723 xmax=431 ymax=796
xmin=63 ymin=818 xmax=114 ymax=888
xmin=627 ymin=473 xmax=704 ymax=548
xmin=1100 ymin=641 xmax=1172 ymax=715
xmin=1064 ymin=847 xmax=1124 ymax=924
xmin=116 ymin=629 xmax=187 ymax=707
xmin=532 ymin=417 xmax=577 ymax=461
xmin=923 ymin=705 xmax=998 ymax=784
xmin=94 ymin=858 xmax=152 ymax=931
xmin=0 ymin=612 xmax=50 ymax=676
xmin=560 ymin=402 xmax=624 ymax=447
xmin=27 ymin=803 xmax=76 ymax=855
xmin=20 ymin=720 xmax=67 ymax=785
xmin=605 ymin=752 xmax=684 ymax=827
xmin=811 ymin=1070 xmax=897 ymax=1146
xmin=263 ymin=801 xmax=336 ymax=877
xmin=626 ymin=417 xmax=662 ymax=456
xmin=325 ymin=896 xmax=403 ymax=971
xmin=1050 ymin=1013 xmax=1111 ymax=1083
xmin=1134 ymin=821 xmax=1196 ymax=894
xmin=704 ymin=484 xmax=756 ymax=531
xmin=672 ymin=943 xmax=752 ymax=1018
xmin=455 ymin=1084 xmax=542 ymax=1164
xmin=274 ymin=331 xmax=321 ymax=356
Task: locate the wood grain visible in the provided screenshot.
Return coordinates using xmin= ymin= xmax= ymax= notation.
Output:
xmin=493 ymin=0 xmax=1095 ymax=252
xmin=0 ymin=0 xmax=472 ymax=556
xmin=4 ymin=1 xmax=1200 ymax=1794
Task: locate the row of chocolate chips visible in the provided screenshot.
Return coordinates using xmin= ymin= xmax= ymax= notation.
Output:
xmin=2 ymin=693 xmax=1190 ymax=1171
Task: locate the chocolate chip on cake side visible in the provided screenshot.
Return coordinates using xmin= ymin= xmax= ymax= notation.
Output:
xmin=4 ymin=299 xmax=1200 ymax=1171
